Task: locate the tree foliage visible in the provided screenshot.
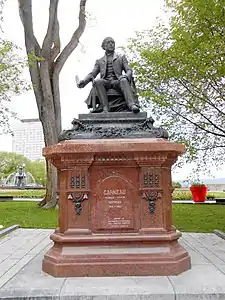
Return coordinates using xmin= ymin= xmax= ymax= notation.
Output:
xmin=18 ymin=0 xmax=87 ymax=207
xmin=0 ymin=152 xmax=46 ymax=185
xmin=172 ymin=181 xmax=182 ymax=188
xmin=0 ymin=152 xmax=29 ymax=178
xmin=127 ymin=0 xmax=225 ymax=172
xmin=24 ymin=159 xmax=46 ymax=186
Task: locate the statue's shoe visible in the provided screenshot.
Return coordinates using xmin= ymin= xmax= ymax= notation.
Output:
xmin=131 ymin=104 xmax=140 ymax=113
xmin=102 ymin=107 xmax=109 ymax=113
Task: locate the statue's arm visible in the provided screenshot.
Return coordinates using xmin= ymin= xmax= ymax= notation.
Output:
xmin=122 ymin=55 xmax=132 ymax=81
xmin=83 ymin=60 xmax=100 ymax=85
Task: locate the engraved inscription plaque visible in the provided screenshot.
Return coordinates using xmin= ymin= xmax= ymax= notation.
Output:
xmin=93 ymin=175 xmax=136 ymax=232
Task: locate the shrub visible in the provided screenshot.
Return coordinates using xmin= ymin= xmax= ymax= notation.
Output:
xmin=172 ymin=189 xmax=225 ymax=200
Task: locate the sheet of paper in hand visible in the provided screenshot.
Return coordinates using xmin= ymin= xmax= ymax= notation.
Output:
xmin=75 ymin=75 xmax=79 ymax=86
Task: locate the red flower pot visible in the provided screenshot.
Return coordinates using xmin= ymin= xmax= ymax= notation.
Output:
xmin=190 ymin=186 xmax=207 ymax=202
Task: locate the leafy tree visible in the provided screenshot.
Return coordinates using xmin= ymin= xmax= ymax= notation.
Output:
xmin=127 ymin=0 xmax=225 ymax=173
xmin=0 ymin=152 xmax=46 ymax=186
xmin=18 ymin=0 xmax=87 ymax=208
xmin=25 ymin=159 xmax=46 ymax=186
xmin=0 ymin=152 xmax=30 ymax=178
xmin=0 ymin=0 xmax=28 ymax=134
xmin=172 ymin=181 xmax=182 ymax=188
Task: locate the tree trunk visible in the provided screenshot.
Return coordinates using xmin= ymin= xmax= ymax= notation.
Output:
xmin=38 ymin=160 xmax=58 ymax=208
xmin=38 ymin=112 xmax=58 ymax=208
xmin=37 ymin=58 xmax=58 ymax=208
xmin=18 ymin=0 xmax=87 ymax=208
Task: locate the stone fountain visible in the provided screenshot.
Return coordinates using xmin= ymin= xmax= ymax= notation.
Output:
xmin=2 ymin=164 xmax=41 ymax=189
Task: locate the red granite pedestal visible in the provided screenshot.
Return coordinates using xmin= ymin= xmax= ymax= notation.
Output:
xmin=42 ymin=138 xmax=191 ymax=277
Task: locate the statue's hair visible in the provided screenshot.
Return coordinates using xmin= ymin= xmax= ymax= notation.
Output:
xmin=101 ymin=37 xmax=115 ymax=50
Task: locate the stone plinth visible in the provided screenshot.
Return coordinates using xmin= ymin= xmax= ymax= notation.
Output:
xmin=58 ymin=112 xmax=168 ymax=140
xmin=42 ymin=138 xmax=191 ymax=277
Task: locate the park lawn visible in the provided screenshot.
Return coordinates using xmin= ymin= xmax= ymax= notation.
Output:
xmin=0 ymin=202 xmax=225 ymax=232
xmin=0 ymin=201 xmax=58 ymax=229
xmin=173 ymin=204 xmax=225 ymax=232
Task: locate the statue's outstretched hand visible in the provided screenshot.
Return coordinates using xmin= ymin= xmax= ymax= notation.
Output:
xmin=77 ymin=80 xmax=86 ymax=88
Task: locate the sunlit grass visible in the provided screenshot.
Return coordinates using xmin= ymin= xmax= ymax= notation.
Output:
xmin=0 ymin=201 xmax=57 ymax=228
xmin=0 ymin=201 xmax=224 ymax=233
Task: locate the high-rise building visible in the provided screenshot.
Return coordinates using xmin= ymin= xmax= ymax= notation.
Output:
xmin=12 ymin=118 xmax=45 ymax=161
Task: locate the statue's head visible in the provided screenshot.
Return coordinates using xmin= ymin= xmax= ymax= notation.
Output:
xmin=101 ymin=37 xmax=115 ymax=52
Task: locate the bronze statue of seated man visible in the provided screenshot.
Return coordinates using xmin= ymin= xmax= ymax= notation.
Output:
xmin=77 ymin=37 xmax=140 ymax=113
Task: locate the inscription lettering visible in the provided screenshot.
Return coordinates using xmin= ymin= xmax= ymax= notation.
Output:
xmin=108 ymin=199 xmax=122 ymax=208
xmin=103 ymin=189 xmax=131 ymax=227
xmin=103 ymin=189 xmax=126 ymax=196
xmin=94 ymin=175 xmax=135 ymax=232
xmin=108 ymin=217 xmax=131 ymax=227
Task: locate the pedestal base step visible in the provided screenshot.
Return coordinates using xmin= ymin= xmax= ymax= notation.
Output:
xmin=42 ymin=243 xmax=191 ymax=277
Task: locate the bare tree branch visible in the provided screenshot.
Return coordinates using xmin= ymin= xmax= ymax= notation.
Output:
xmin=54 ymin=0 xmax=87 ymax=76
xmin=154 ymin=82 xmax=225 ymax=138
xmin=18 ymin=0 xmax=41 ymax=54
xmin=195 ymin=145 xmax=225 ymax=151
xmin=50 ymin=11 xmax=61 ymax=135
xmin=209 ymin=80 xmax=225 ymax=99
xmin=41 ymin=0 xmax=59 ymax=59
xmin=50 ymin=16 xmax=60 ymax=63
xmin=51 ymin=0 xmax=87 ymax=135
xmin=18 ymin=0 xmax=43 ymax=113
xmin=178 ymin=79 xmax=225 ymax=135
xmin=180 ymin=78 xmax=225 ymax=118
xmin=170 ymin=106 xmax=225 ymax=138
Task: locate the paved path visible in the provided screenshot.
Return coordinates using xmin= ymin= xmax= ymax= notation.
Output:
xmin=0 ymin=229 xmax=225 ymax=299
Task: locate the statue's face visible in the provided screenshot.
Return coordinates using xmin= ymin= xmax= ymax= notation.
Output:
xmin=104 ymin=38 xmax=115 ymax=52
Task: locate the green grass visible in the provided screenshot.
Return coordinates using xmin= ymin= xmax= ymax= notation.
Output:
xmin=172 ymin=204 xmax=225 ymax=232
xmin=0 ymin=189 xmax=45 ymax=198
xmin=0 ymin=201 xmax=225 ymax=232
xmin=0 ymin=202 xmax=57 ymax=228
